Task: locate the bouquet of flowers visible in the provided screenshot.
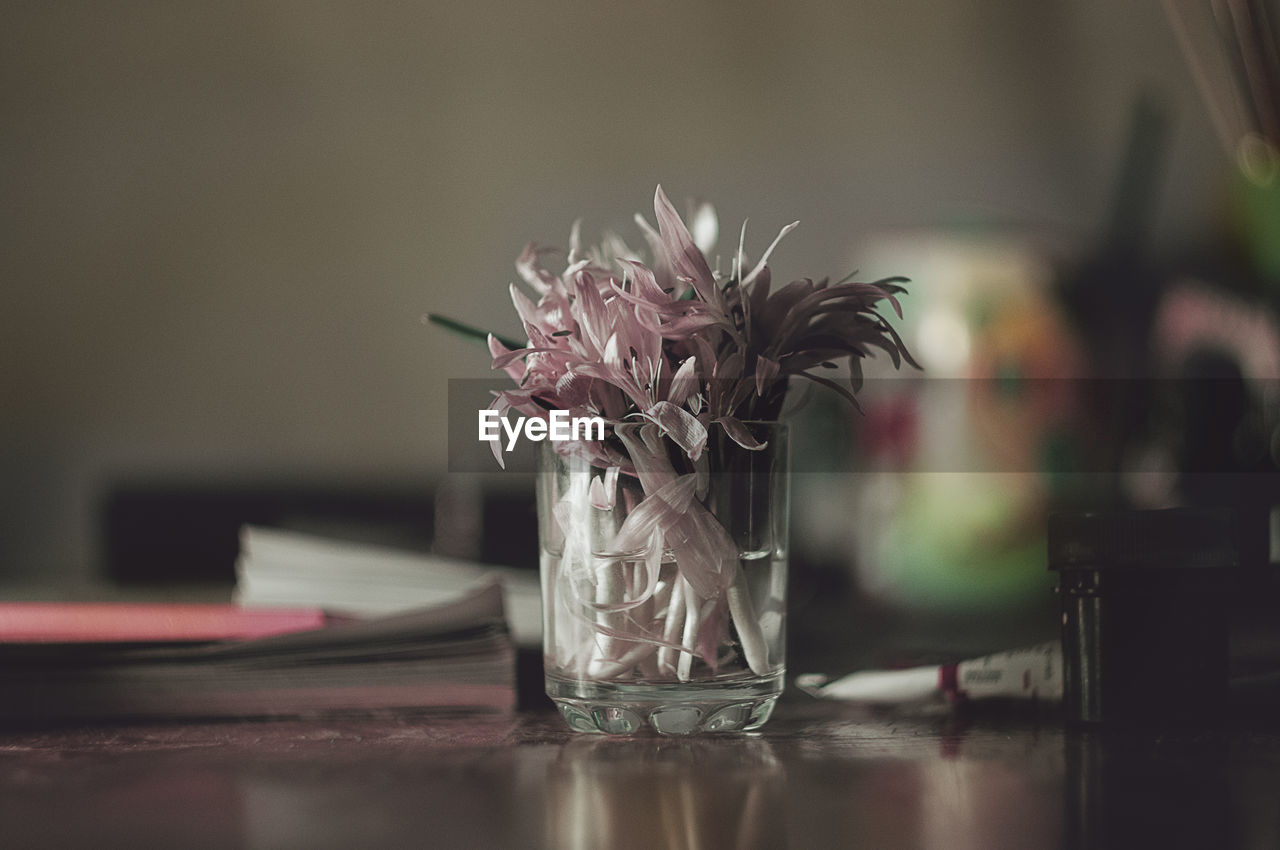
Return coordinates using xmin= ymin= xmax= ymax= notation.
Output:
xmin=430 ymin=186 xmax=915 ymax=694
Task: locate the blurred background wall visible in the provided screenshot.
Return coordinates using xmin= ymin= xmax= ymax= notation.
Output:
xmin=0 ymin=1 xmax=1233 ymax=582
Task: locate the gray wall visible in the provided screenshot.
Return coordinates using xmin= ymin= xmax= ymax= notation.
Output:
xmin=1 ymin=1 xmax=1226 ymax=580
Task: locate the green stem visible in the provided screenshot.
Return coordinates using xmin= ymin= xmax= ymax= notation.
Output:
xmin=422 ymin=313 xmax=524 ymax=351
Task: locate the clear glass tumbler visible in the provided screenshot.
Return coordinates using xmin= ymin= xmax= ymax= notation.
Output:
xmin=537 ymin=422 xmax=788 ymax=734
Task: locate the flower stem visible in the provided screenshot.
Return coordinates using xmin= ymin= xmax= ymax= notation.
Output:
xmin=658 ymin=579 xmax=684 ymax=678
xmin=728 ymin=565 xmax=770 ymax=676
xmin=678 ymin=577 xmax=702 ymax=682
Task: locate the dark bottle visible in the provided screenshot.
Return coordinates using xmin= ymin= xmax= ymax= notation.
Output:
xmin=1049 ymin=507 xmax=1238 ymax=725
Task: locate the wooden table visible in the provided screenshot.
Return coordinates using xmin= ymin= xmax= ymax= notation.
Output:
xmin=2 ymin=699 xmax=1277 ymax=849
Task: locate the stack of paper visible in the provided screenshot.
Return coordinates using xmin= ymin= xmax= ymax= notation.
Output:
xmin=235 ymin=525 xmax=542 ymax=647
xmin=0 ymin=583 xmax=515 ymax=724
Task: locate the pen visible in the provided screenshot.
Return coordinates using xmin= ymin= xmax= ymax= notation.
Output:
xmin=797 ymin=642 xmax=1064 ymax=704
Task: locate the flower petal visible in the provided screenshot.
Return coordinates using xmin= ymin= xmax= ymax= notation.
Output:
xmin=490 ymin=345 xmax=560 ymax=370
xmin=485 ymin=395 xmax=510 ymax=469
xmin=714 ymin=415 xmax=768 ymax=451
xmin=747 ymin=265 xmax=772 ymax=323
xmin=509 ymin=282 xmax=545 ymax=339
xmin=741 ymin=221 xmax=799 ymax=289
xmin=754 ymin=354 xmax=779 ymax=397
xmin=589 ymin=471 xmax=614 ymax=510
xmin=567 ymin=219 xmax=582 ymax=265
xmin=797 ymin=370 xmax=863 ymax=412
xmin=646 ymin=400 xmax=708 ymax=460
xmin=687 ymin=199 xmax=718 ymax=256
xmin=653 ymin=185 xmax=719 ymax=307
xmin=667 ymin=356 xmax=699 ymax=406
xmin=572 ymin=270 xmax=611 ymax=354
xmin=515 ymin=243 xmax=559 ymax=295
xmin=611 ymin=474 xmax=698 ymax=552
xmin=488 ymin=334 xmax=526 ymax=382
xmin=554 ymin=369 xmax=594 ymax=408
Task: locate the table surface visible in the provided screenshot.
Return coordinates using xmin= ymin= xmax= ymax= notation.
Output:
xmin=2 ymin=698 xmax=1277 ymax=850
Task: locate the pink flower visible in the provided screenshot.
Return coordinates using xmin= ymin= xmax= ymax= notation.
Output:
xmin=428 ymin=187 xmax=917 ymax=681
xmin=434 ymin=185 xmax=915 ymax=464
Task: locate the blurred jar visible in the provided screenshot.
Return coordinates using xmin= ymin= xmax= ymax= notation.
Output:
xmin=793 ymin=230 xmax=1083 ymax=615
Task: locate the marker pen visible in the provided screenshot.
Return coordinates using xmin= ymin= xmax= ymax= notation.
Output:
xmin=797 ymin=641 xmax=1064 ymax=704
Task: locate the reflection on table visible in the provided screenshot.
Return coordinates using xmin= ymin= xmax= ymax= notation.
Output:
xmin=2 ymin=700 xmax=1277 ymax=849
